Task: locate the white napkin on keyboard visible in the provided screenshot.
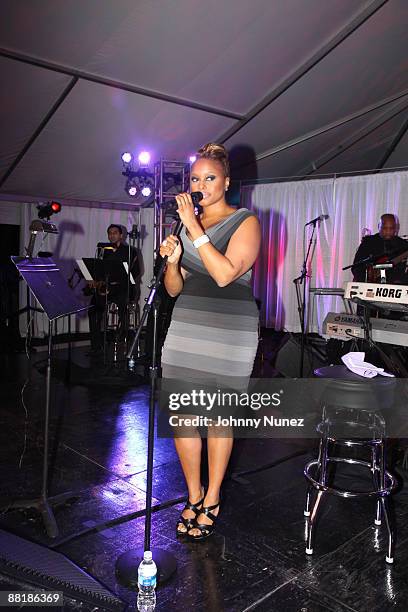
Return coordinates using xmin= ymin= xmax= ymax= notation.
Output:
xmin=341 ymin=352 xmax=394 ymax=378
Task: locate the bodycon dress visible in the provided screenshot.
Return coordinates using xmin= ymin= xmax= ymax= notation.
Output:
xmin=161 ymin=208 xmax=259 ymax=408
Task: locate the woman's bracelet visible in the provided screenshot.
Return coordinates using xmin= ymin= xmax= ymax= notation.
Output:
xmin=192 ymin=234 xmax=210 ymax=249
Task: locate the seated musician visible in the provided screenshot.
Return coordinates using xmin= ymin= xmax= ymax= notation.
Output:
xmin=351 ymin=214 xmax=408 ymax=284
xmin=88 ymin=224 xmax=140 ymax=354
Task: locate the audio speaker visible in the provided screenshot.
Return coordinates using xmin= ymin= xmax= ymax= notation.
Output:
xmin=275 ymin=333 xmax=326 ymax=377
xmin=0 ymin=529 xmax=124 ymax=610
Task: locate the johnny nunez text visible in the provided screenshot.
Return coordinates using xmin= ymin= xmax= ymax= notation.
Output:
xmin=168 ymin=415 xmax=305 ymax=428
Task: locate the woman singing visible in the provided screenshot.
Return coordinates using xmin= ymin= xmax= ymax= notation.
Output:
xmin=160 ymin=143 xmax=261 ymax=540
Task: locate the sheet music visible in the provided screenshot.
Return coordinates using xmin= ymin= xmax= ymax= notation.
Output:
xmin=123 ymin=262 xmax=135 ymax=284
xmin=76 ymin=259 xmax=93 ymax=281
xmin=77 ymin=258 xmax=135 ymax=284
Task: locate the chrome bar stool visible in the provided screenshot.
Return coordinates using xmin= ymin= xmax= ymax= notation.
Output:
xmin=304 ymin=365 xmax=397 ymax=564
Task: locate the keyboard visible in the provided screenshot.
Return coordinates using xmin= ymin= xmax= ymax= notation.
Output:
xmin=344 ymin=282 xmax=408 ymax=312
xmin=323 ymin=311 xmax=408 ymax=346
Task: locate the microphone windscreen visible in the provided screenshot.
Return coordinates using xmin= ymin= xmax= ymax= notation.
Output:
xmin=191 ymin=191 xmax=203 ymax=204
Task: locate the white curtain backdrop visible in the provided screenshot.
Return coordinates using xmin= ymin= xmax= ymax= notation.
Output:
xmin=241 ymin=170 xmax=408 ymax=332
xmin=18 ymin=203 xmax=154 ymax=337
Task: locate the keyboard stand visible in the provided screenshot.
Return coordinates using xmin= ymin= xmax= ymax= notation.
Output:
xmin=350 ymin=298 xmax=407 ymax=377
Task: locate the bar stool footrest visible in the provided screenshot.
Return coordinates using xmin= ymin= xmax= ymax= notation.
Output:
xmin=304 ymin=458 xmax=396 ymax=498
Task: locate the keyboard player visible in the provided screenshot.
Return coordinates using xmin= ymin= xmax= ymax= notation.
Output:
xmin=351 ymin=214 xmax=408 ymax=285
xmin=351 ymin=214 xmax=408 ymax=325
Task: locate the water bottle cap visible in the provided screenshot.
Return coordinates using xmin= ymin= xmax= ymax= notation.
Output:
xmin=143 ymin=550 xmax=152 ymax=561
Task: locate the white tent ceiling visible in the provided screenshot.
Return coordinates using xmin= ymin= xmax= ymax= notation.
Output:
xmin=0 ymin=0 xmax=407 ymax=204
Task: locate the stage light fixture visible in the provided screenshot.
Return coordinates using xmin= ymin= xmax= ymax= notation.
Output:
xmin=121 ymin=149 xmax=154 ymax=198
xmin=37 ymin=201 xmax=62 ymax=220
xmin=122 ymin=152 xmax=133 ymax=164
xmin=51 ymin=201 xmax=61 ymax=213
xmin=189 ymin=155 xmax=197 ymax=163
xmin=138 ymin=151 xmax=151 ymax=167
xmin=125 ymin=178 xmax=139 ymax=197
xmin=141 ymin=186 xmax=152 ymax=197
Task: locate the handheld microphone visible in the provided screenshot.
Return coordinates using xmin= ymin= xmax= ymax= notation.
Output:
xmin=305 ymin=214 xmax=329 ymax=226
xmin=127 ymin=194 xmax=202 ymax=361
xmin=172 ymin=191 xmax=204 ymax=237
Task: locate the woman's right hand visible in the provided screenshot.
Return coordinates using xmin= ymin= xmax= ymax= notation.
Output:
xmin=159 ymin=234 xmax=182 ymax=264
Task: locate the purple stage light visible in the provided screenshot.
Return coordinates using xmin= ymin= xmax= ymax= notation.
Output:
xmin=189 ymin=155 xmax=197 ymax=163
xmin=128 ymin=186 xmax=138 ymax=197
xmin=121 ymin=152 xmax=133 ymax=164
xmin=138 ymin=151 xmax=151 ymax=166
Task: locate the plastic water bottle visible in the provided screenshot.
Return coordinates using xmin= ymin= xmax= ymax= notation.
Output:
xmin=137 ymin=551 xmax=157 ymax=611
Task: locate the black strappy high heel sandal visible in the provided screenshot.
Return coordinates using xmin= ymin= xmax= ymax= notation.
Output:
xmin=176 ymin=493 xmax=205 ymax=537
xmin=188 ymin=502 xmax=220 ymax=541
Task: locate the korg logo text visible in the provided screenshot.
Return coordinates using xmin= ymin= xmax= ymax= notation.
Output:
xmin=375 ymin=288 xmax=402 ymax=299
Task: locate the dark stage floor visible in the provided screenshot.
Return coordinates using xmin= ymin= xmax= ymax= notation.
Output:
xmin=0 ymin=342 xmax=408 ymax=611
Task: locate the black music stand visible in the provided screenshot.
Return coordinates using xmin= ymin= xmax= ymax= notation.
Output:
xmin=78 ymin=258 xmax=135 ymax=362
xmin=79 ymin=257 xmax=131 ymax=285
xmin=9 ymin=256 xmax=89 ymax=538
xmin=79 ymin=257 xmax=134 ymax=298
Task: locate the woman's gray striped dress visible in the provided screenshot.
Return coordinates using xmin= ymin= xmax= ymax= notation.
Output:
xmin=161 ymin=208 xmax=259 ymax=399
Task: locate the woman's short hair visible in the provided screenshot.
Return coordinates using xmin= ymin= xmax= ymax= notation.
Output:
xmin=196 ymin=143 xmax=230 ymax=178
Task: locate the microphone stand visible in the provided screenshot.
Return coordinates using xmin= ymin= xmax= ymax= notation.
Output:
xmin=293 ymin=220 xmax=318 ymax=377
xmin=116 ymin=196 xmax=201 ymax=586
xmin=115 ymin=234 xmax=180 ymax=587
